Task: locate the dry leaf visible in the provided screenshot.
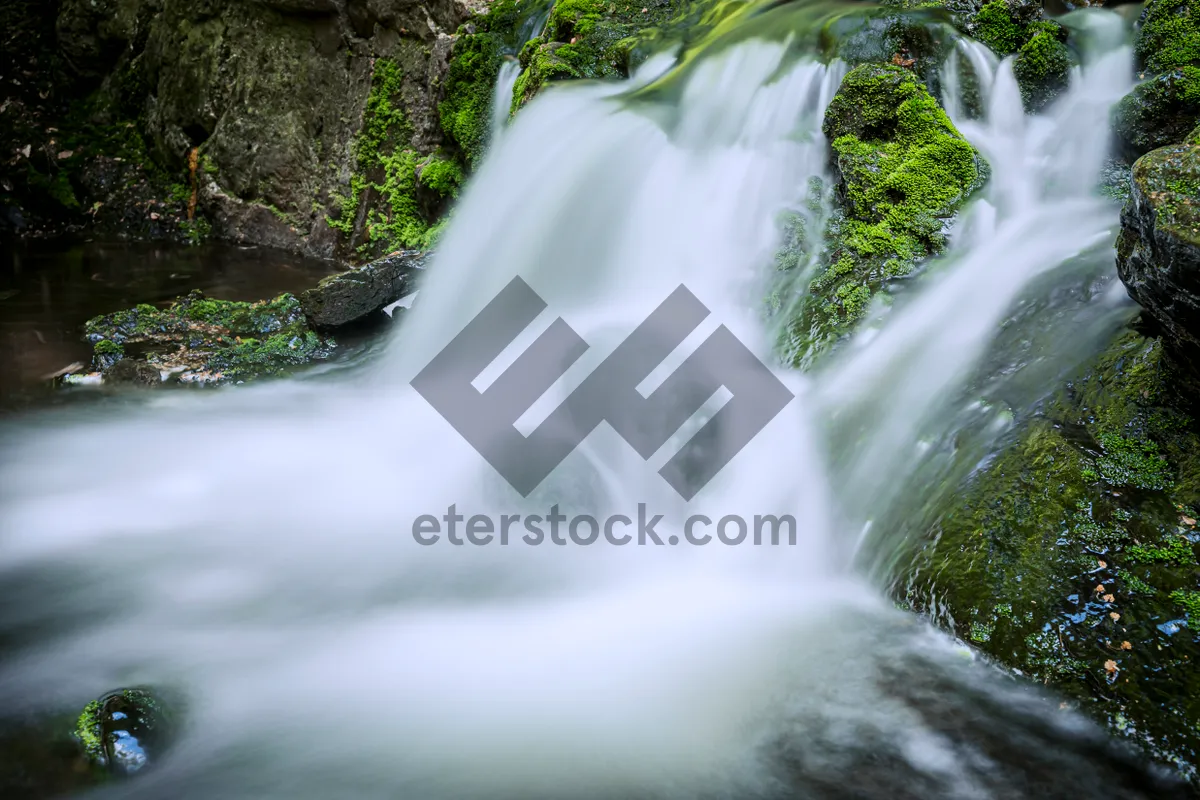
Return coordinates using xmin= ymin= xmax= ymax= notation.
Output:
xmin=1104 ymin=659 xmax=1118 ymax=674
xmin=57 ymin=150 xmax=73 ymax=159
xmin=1183 ymin=516 xmax=1196 ymax=526
xmin=1103 ymin=594 xmax=1115 ymax=603
xmin=1110 ymin=612 xmax=1121 ymax=622
xmin=149 ymin=212 xmax=160 ymax=220
xmin=1094 ymin=584 xmax=1105 ymax=594
xmin=1098 ymin=559 xmax=1107 ymax=568
xmin=1120 ymin=641 xmax=1132 ymax=650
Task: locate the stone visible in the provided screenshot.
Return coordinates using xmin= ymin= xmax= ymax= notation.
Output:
xmin=300 ymin=250 xmax=426 ymax=328
xmin=1117 ymin=142 xmax=1200 ymax=374
xmin=76 ymin=688 xmax=176 ymax=776
xmin=1113 ymin=70 xmax=1200 ymax=160
xmin=105 ymin=358 xmax=163 ymax=386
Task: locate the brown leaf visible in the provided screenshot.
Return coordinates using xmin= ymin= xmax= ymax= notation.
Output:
xmin=1110 ymin=612 xmax=1121 ymax=622
xmin=1120 ymin=641 xmax=1132 ymax=650
xmin=1097 ymin=559 xmax=1107 ymax=568
xmin=1103 ymin=594 xmax=1115 ymax=603
xmin=1104 ymin=659 xmax=1118 ymax=673
xmin=1183 ymin=516 xmax=1196 ymax=526
xmin=1094 ymin=584 xmax=1105 ymax=594
xmin=149 ymin=212 xmax=160 ymax=220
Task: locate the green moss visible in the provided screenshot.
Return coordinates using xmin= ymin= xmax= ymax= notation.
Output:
xmin=1127 ymin=535 xmax=1198 ymax=566
xmin=74 ymin=700 xmax=103 ymax=763
xmin=1115 ymin=68 xmax=1200 ymax=158
xmin=329 ymin=58 xmax=453 ymax=257
xmin=972 ymin=0 xmax=1024 ymax=54
xmin=1136 ymin=0 xmax=1200 ymax=75
xmin=419 ymin=156 xmax=464 ymax=198
xmin=1171 ymin=588 xmax=1200 ymax=620
xmin=1085 ymin=433 xmax=1175 ymax=491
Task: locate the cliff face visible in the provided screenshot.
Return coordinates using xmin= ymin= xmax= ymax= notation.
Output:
xmin=2 ymin=0 xmax=482 ymax=258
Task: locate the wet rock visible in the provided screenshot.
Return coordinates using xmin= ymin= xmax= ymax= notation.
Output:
xmin=1116 ymin=143 xmax=1200 ymax=374
xmin=105 ymin=358 xmax=163 ymax=386
xmin=784 ymin=64 xmax=984 ymax=358
xmin=300 ymin=250 xmax=426 ymax=329
xmin=77 ymin=688 xmax=176 ymax=776
xmin=83 ymin=290 xmax=334 ymax=385
xmin=1114 ymin=71 xmax=1200 ymax=159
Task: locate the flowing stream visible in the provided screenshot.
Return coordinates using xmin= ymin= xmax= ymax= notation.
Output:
xmin=0 ymin=9 xmax=1187 ymax=800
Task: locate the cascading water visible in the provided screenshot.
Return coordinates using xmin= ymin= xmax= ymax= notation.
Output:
xmin=0 ymin=9 xmax=1187 ymax=799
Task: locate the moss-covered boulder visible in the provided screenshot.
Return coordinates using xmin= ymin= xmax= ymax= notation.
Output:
xmin=1135 ymin=0 xmax=1200 ymax=76
xmin=1117 ymin=142 xmax=1200 ymax=378
xmin=1115 ymin=70 xmax=1200 ymax=160
xmin=898 ymin=328 xmax=1200 ymax=779
xmin=969 ymin=1 xmax=1072 ymax=112
xmin=1113 ymin=0 xmax=1200 ymax=159
xmin=80 ymin=291 xmax=334 ymax=385
xmin=781 ymin=64 xmax=983 ymax=362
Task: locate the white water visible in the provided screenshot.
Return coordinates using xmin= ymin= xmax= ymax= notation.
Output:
xmin=0 ymin=14 xmax=1154 ymax=800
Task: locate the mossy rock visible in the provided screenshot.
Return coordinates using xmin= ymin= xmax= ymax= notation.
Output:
xmin=1012 ymin=27 xmax=1071 ymax=112
xmin=1117 ymin=142 xmax=1200 ymax=380
xmin=508 ymin=0 xmax=683 ymax=110
xmin=1115 ymin=69 xmax=1200 ymax=159
xmin=897 ymin=328 xmax=1200 ymax=778
xmin=778 ymin=64 xmax=984 ymax=365
xmin=968 ymin=0 xmax=1073 ymax=112
xmin=1136 ymin=0 xmax=1200 ymax=75
xmin=82 ymin=290 xmax=334 ymax=385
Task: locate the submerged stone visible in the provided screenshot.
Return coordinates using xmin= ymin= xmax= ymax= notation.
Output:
xmin=300 ymin=250 xmax=426 ymax=329
xmin=77 ymin=688 xmax=176 ymax=776
xmin=1117 ymin=142 xmax=1200 ymax=376
xmin=81 ymin=290 xmax=334 ymax=386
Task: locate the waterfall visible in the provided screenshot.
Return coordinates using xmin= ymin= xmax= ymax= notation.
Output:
xmin=0 ymin=11 xmax=1158 ymax=800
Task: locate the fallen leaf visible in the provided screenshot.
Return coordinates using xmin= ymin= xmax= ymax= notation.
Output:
xmin=57 ymin=150 xmax=73 ymax=159
xmin=19 ymin=144 xmax=30 ymax=158
xmin=1110 ymin=612 xmax=1121 ymax=622
xmin=1104 ymin=659 xmax=1118 ymax=674
xmin=1103 ymin=594 xmax=1115 ymax=603
xmin=641 ymin=6 xmax=648 ymax=10
xmin=1121 ymin=641 xmax=1132 ymax=650
xmin=1094 ymin=584 xmax=1105 ymax=594
xmin=1183 ymin=516 xmax=1196 ymax=526
xmin=149 ymin=212 xmax=160 ymax=220
xmin=1097 ymin=559 xmax=1107 ymax=568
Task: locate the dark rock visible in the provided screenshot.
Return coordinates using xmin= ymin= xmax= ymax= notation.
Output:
xmin=105 ymin=358 xmax=163 ymax=386
xmin=1116 ymin=143 xmax=1200 ymax=373
xmin=300 ymin=250 xmax=425 ymax=329
xmin=1113 ymin=70 xmax=1200 ymax=159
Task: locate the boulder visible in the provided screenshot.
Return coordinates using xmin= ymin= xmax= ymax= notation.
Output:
xmin=1117 ymin=142 xmax=1200 ymax=373
xmin=1113 ymin=70 xmax=1200 ymax=159
xmin=300 ymin=250 xmax=426 ymax=328
xmin=82 ymin=290 xmax=334 ymax=385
